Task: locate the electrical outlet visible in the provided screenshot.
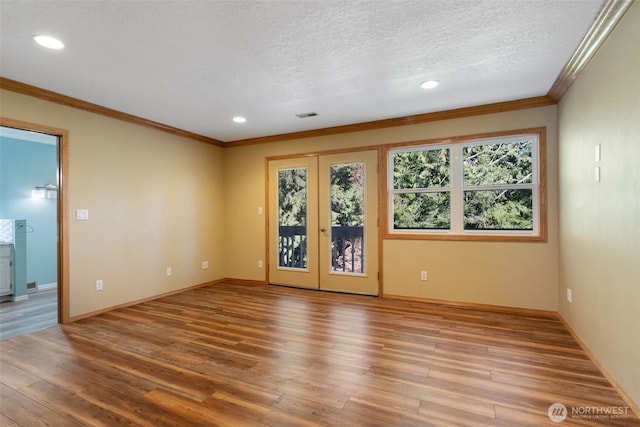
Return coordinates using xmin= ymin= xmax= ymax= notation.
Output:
xmin=166 ymin=267 xmax=172 ymax=277
xmin=96 ymin=279 xmax=103 ymax=291
xmin=202 ymin=261 xmax=209 ymax=270
xmin=567 ymin=288 xmax=572 ymax=303
xmin=258 ymin=260 xmax=263 ymax=268
xmin=420 ymin=271 xmax=428 ymax=281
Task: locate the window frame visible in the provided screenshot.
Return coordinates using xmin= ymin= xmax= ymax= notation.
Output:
xmin=382 ymin=128 xmax=546 ymax=242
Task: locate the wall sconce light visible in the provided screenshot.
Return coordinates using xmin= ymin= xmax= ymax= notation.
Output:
xmin=31 ymin=184 xmax=58 ymax=199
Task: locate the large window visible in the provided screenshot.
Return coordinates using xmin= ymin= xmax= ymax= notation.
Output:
xmin=386 ymin=128 xmax=545 ymax=241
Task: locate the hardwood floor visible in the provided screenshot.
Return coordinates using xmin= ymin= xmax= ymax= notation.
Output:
xmin=0 ymin=282 xmax=637 ymax=426
xmin=0 ymin=289 xmax=58 ymax=341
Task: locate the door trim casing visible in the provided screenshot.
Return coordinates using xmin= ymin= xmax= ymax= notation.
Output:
xmin=265 ymin=145 xmax=383 ymax=296
xmin=0 ymin=117 xmax=70 ymax=323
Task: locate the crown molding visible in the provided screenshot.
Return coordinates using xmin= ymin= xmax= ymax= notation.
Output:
xmin=0 ymin=77 xmax=225 ymax=147
xmin=2 ymin=75 xmax=554 ymax=149
xmin=3 ymin=2 xmax=631 ymax=148
xmin=547 ymin=0 xmax=634 ymax=102
xmin=225 ymin=96 xmax=555 ymax=147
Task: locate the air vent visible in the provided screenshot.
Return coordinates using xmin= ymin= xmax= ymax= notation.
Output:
xmin=295 ymin=112 xmax=318 ymax=118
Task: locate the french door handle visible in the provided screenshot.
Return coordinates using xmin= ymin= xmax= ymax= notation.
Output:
xmin=320 ymin=228 xmax=327 ymax=233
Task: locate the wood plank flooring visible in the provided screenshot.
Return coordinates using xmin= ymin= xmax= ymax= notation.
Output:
xmin=0 ymin=289 xmax=58 ymax=341
xmin=0 ymin=282 xmax=637 ymax=426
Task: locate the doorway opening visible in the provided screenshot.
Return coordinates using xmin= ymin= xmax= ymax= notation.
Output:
xmin=0 ymin=119 xmax=68 ymax=340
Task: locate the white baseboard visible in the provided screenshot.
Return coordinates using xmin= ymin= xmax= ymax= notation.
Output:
xmin=12 ymin=294 xmax=28 ymax=302
xmin=38 ymin=282 xmax=57 ymax=291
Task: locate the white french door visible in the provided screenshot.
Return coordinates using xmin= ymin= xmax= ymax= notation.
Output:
xmin=268 ymin=150 xmax=378 ymax=295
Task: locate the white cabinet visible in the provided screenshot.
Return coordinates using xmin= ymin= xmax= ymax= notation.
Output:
xmin=0 ymin=244 xmax=13 ymax=296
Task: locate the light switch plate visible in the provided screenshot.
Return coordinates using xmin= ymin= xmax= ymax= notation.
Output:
xmin=76 ymin=209 xmax=89 ymax=221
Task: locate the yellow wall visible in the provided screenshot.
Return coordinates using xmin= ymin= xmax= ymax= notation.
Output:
xmin=1 ymin=88 xmax=559 ymax=316
xmin=558 ymin=1 xmax=640 ymax=407
xmin=224 ymin=105 xmax=559 ymax=311
xmin=0 ymin=90 xmax=226 ymax=317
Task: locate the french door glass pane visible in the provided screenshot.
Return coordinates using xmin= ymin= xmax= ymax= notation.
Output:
xmin=330 ymin=162 xmax=364 ymax=274
xmin=278 ymin=168 xmax=307 ymax=268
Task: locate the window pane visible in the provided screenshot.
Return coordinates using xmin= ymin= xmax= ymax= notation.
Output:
xmin=393 ymin=192 xmax=450 ymax=229
xmin=393 ymin=149 xmax=450 ymax=189
xmin=464 ymin=189 xmax=533 ymax=230
xmin=330 ymin=162 xmax=364 ymax=273
xmin=463 ymin=140 xmax=533 ymax=186
xmin=278 ymin=168 xmax=307 ymax=268
xmin=330 ymin=163 xmax=364 ymax=227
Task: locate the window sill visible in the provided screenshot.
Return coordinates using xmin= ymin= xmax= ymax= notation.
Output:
xmin=382 ymin=231 xmax=547 ymax=243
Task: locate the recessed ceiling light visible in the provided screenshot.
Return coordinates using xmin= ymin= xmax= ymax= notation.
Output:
xmin=33 ymin=35 xmax=64 ymax=50
xmin=420 ymin=80 xmax=439 ymax=90
xmin=232 ymin=116 xmax=247 ymax=123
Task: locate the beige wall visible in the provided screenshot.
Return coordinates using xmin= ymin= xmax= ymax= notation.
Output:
xmin=0 ymin=90 xmax=226 ymax=318
xmin=558 ymin=1 xmax=640 ymax=408
xmin=224 ymin=105 xmax=559 ymax=311
xmin=1 ymin=86 xmax=560 ymax=317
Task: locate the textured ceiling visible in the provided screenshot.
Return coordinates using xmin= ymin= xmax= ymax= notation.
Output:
xmin=0 ymin=0 xmax=604 ymax=142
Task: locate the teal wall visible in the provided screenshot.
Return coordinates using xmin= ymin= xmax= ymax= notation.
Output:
xmin=0 ymin=136 xmax=57 ymax=288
